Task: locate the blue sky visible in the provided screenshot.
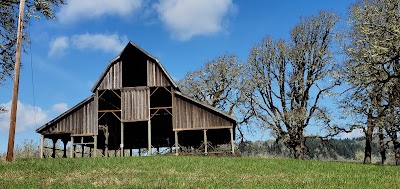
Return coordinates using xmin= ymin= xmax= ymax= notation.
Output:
xmin=0 ymin=0 xmax=361 ymax=152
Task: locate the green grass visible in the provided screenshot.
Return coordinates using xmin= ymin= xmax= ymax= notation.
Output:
xmin=0 ymin=156 xmax=399 ymax=189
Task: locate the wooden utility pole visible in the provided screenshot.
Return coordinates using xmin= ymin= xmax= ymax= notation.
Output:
xmin=6 ymin=0 xmax=25 ymax=162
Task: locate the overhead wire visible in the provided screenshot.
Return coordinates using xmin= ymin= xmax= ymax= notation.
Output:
xmin=27 ymin=20 xmax=37 ymax=128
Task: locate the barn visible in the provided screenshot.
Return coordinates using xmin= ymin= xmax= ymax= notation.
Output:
xmin=36 ymin=41 xmax=236 ymax=158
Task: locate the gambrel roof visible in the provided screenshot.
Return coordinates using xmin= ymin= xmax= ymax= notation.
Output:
xmin=91 ymin=41 xmax=179 ymax=93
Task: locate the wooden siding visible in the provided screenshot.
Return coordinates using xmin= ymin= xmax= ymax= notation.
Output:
xmin=121 ymin=87 xmax=149 ymax=122
xmin=173 ymin=95 xmax=234 ymax=130
xmin=147 ymin=60 xmax=170 ymax=87
xmin=98 ymin=61 xmax=122 ymax=90
xmin=43 ymin=97 xmax=97 ymax=135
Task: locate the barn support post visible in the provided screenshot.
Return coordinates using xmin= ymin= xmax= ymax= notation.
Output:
xmin=204 ymin=130 xmax=208 ymax=155
xmin=93 ymin=135 xmax=97 ymax=157
xmin=81 ymin=145 xmax=85 ymax=157
xmin=230 ymin=128 xmax=235 ymax=155
xmin=52 ymin=138 xmax=57 ymax=158
xmin=62 ymin=138 xmax=68 ymax=158
xmin=104 ymin=125 xmax=109 ymax=157
xmin=174 ymin=131 xmax=179 ymax=156
xmin=120 ymin=122 xmax=124 ymax=157
xmin=148 ymin=120 xmax=152 ymax=156
xmin=70 ymin=136 xmax=74 ymax=158
xmin=39 ymin=135 xmax=44 ymax=158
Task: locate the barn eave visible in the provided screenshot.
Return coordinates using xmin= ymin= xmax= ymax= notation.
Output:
xmin=35 ymin=95 xmax=94 ymax=133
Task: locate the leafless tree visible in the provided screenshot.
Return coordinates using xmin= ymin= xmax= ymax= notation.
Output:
xmin=247 ymin=11 xmax=340 ymax=159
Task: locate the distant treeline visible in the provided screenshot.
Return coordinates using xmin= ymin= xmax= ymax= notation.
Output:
xmin=238 ymin=137 xmax=393 ymax=163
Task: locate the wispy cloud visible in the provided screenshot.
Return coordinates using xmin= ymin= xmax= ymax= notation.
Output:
xmin=0 ymin=101 xmax=48 ymax=132
xmin=340 ymin=128 xmax=364 ymax=139
xmin=71 ymin=33 xmax=128 ymax=53
xmin=48 ymin=33 xmax=128 ymax=58
xmin=154 ymin=0 xmax=236 ymax=41
xmin=48 ymin=36 xmax=69 ymax=58
xmin=51 ymin=103 xmax=69 ymax=114
xmin=57 ymin=0 xmax=143 ymax=24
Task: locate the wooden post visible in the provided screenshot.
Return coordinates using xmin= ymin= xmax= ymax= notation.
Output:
xmin=130 ymin=149 xmax=133 ymax=156
xmin=120 ymin=122 xmax=124 ymax=157
xmin=52 ymin=138 xmax=57 ymax=158
xmin=204 ymin=130 xmax=208 ymax=155
xmin=40 ymin=135 xmax=44 ymax=159
xmin=174 ymin=131 xmax=179 ymax=156
xmin=230 ymin=128 xmax=235 ymax=155
xmin=6 ymin=0 xmax=25 ymax=162
xmin=70 ymin=136 xmax=74 ymax=158
xmin=105 ymin=125 xmax=108 ymax=157
xmin=138 ymin=148 xmax=141 ymax=156
xmin=81 ymin=145 xmax=85 ymax=157
xmin=62 ymin=139 xmax=68 ymax=158
xmin=148 ymin=120 xmax=152 ymax=156
xmin=93 ymin=135 xmax=97 ymax=157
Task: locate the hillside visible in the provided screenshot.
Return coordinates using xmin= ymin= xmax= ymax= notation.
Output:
xmin=1 ymin=156 xmax=399 ymax=188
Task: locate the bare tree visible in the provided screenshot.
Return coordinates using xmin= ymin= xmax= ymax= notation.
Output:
xmin=178 ymin=54 xmax=254 ymax=142
xmin=247 ymin=11 xmax=340 ymax=159
xmin=344 ymin=0 xmax=400 ymax=164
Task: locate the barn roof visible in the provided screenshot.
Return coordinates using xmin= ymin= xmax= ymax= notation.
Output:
xmin=174 ymin=91 xmax=236 ymax=123
xmin=91 ymin=41 xmax=179 ymax=92
xmin=35 ymin=95 xmax=94 ymax=133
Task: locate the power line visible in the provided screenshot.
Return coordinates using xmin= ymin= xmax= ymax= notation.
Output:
xmin=28 ymin=21 xmax=37 ymax=128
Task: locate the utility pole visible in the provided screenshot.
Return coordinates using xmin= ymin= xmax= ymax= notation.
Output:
xmin=6 ymin=0 xmax=26 ymax=162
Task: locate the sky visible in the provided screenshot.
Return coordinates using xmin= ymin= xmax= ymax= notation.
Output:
xmin=0 ymin=0 xmax=363 ymax=153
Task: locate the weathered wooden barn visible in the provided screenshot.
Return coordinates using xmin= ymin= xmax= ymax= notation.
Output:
xmin=36 ymin=41 xmax=236 ymax=158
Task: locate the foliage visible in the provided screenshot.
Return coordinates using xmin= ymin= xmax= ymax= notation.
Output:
xmin=0 ymin=0 xmax=65 ymax=85
xmin=246 ymin=11 xmax=340 ymax=159
xmin=1 ymin=156 xmax=400 ymax=188
xmin=343 ymin=0 xmax=400 ymax=164
xmin=178 ymin=54 xmax=254 ymax=142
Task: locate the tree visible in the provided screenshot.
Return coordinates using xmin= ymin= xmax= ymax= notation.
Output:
xmin=0 ymin=0 xmax=65 ymax=112
xmin=178 ymin=54 xmax=253 ymax=142
xmin=247 ymin=11 xmax=340 ymax=159
xmin=345 ymin=0 xmax=400 ymax=164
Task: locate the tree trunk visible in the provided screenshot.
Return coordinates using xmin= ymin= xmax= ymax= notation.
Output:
xmin=364 ymin=115 xmax=374 ymax=164
xmin=294 ymin=143 xmax=304 ymax=159
xmin=392 ymin=134 xmax=400 ymax=165
xmin=378 ymin=126 xmax=386 ymax=164
xmin=291 ymin=135 xmax=304 ymax=159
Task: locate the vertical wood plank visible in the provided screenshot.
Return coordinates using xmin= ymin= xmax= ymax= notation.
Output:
xmin=40 ymin=135 xmax=44 ymax=158
xmin=175 ymin=131 xmax=179 ymax=156
xmin=204 ymin=129 xmax=208 ymax=155
xmin=148 ymin=120 xmax=152 ymax=156
xmin=120 ymin=122 xmax=124 ymax=157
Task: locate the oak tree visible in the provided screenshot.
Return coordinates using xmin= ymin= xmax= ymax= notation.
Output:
xmin=247 ymin=11 xmax=340 ymax=159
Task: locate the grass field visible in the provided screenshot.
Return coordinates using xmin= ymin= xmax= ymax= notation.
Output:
xmin=0 ymin=156 xmax=399 ymax=189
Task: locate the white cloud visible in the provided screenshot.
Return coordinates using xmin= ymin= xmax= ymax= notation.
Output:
xmin=48 ymin=36 xmax=69 ymax=57
xmin=341 ymin=129 xmax=364 ymax=139
xmin=58 ymin=0 xmax=143 ymax=24
xmin=0 ymin=101 xmax=48 ymax=132
xmin=155 ymin=0 xmax=236 ymax=41
xmin=51 ymin=103 xmax=69 ymax=114
xmin=47 ymin=33 xmax=128 ymax=57
xmin=71 ymin=33 xmax=128 ymax=53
